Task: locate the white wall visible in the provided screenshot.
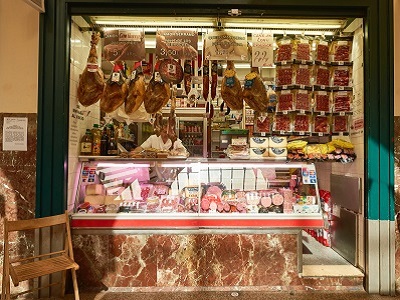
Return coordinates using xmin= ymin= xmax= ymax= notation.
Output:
xmin=0 ymin=0 xmax=39 ymax=113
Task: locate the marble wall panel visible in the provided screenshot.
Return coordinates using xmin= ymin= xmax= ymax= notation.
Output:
xmin=0 ymin=112 xmax=37 ymax=294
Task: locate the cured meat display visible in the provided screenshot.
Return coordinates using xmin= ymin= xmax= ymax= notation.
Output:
xmin=144 ymin=66 xmax=171 ymax=114
xmin=125 ymin=62 xmax=146 ymax=114
xmin=100 ymin=62 xmax=128 ymax=113
xmin=220 ymin=61 xmax=243 ymax=110
xmin=183 ymin=60 xmax=192 ymax=95
xmin=242 ymin=68 xmax=268 ymax=112
xmin=77 ymin=32 xmax=105 ymax=107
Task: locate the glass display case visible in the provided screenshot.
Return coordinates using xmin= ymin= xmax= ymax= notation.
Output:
xmin=71 ymin=157 xmax=323 ymax=229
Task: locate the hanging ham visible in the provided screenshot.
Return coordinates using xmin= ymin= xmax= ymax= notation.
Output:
xmin=242 ymin=67 xmax=268 ymax=112
xmin=77 ymin=32 xmax=105 ymax=107
xmin=100 ymin=61 xmax=128 ymax=113
xmin=220 ymin=61 xmax=243 ymax=110
xmin=125 ymin=62 xmax=146 ymax=114
xmin=144 ymin=62 xmax=171 ymax=114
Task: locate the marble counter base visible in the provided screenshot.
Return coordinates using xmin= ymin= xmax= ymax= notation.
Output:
xmin=72 ymin=233 xmax=363 ymax=292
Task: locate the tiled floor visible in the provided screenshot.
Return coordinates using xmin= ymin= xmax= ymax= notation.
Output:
xmin=62 ymin=291 xmax=396 ymax=300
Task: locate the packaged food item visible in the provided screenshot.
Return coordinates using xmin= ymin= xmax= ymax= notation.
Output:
xmin=294 ymin=63 xmax=312 ymax=86
xmin=255 ymin=114 xmax=272 ymax=133
xmin=276 ymin=88 xmax=294 ymax=112
xmin=249 ymin=137 xmax=269 ymax=148
xmin=293 ymin=36 xmax=312 ymax=61
xmin=249 ymin=148 xmax=268 ymax=158
xmin=146 ymin=196 xmax=160 ymax=213
xmin=152 ymin=183 xmax=169 ymax=197
xmin=293 ymin=88 xmax=312 ymax=111
xmin=329 ymin=36 xmax=353 ymax=62
xmin=313 ymin=115 xmax=331 ymax=134
xmin=269 ymin=136 xmax=288 ymax=147
xmin=293 ymin=114 xmax=311 ymax=133
xmin=275 ymin=64 xmax=295 ymax=86
xmin=276 ymin=35 xmax=294 ymax=62
xmin=314 ymin=64 xmax=330 ymax=86
xmin=332 ymin=115 xmax=350 ymax=133
xmin=332 ymin=89 xmax=353 ymax=112
xmin=330 ymin=64 xmax=353 ymax=87
xmin=273 ymin=115 xmax=292 ymax=133
xmin=313 ymin=89 xmax=331 ymax=113
xmin=160 ymin=195 xmax=180 ymax=213
xmin=268 ymin=147 xmax=288 ymax=157
xmin=314 ymin=35 xmax=330 ymax=62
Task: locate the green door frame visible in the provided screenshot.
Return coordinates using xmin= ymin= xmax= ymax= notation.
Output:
xmin=36 ymin=0 xmax=394 ymax=294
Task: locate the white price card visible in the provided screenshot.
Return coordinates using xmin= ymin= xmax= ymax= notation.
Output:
xmin=3 ymin=117 xmax=28 ymax=151
xmin=252 ymin=32 xmax=274 ymax=67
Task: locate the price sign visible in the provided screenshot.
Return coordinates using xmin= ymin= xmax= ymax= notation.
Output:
xmin=156 ymin=30 xmax=198 ymax=60
xmin=252 ymin=32 xmax=274 ymax=67
xmin=204 ymin=31 xmax=248 ymax=61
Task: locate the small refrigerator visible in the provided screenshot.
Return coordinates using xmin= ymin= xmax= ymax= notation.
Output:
xmin=163 ymin=107 xmax=208 ymax=158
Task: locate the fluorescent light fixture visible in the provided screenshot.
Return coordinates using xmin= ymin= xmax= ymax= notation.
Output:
xmin=97 ymin=163 xmax=151 ymax=168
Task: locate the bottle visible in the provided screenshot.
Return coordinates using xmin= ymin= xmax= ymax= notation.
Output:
xmin=91 ymin=124 xmax=101 ymax=156
xmin=100 ymin=126 xmax=109 ymax=156
xmin=80 ymin=129 xmax=93 ymax=156
xmin=107 ymin=125 xmax=118 ymax=156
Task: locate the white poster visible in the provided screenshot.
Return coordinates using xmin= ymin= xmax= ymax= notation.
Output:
xmin=204 ymin=31 xmax=248 ymax=61
xmin=3 ymin=117 xmax=28 ymax=151
xmin=252 ymin=32 xmax=274 ymax=67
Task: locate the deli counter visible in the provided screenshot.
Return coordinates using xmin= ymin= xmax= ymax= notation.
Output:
xmin=71 ymin=157 xmax=324 ymax=230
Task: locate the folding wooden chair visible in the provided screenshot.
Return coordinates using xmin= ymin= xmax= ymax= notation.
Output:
xmin=1 ymin=211 xmax=80 ymax=300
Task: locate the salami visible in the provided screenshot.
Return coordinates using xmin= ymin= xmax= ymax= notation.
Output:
xmin=211 ymin=61 xmax=218 ymax=100
xmin=183 ymin=60 xmax=192 ymax=95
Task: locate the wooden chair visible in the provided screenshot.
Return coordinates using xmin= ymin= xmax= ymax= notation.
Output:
xmin=1 ymin=211 xmax=80 ymax=300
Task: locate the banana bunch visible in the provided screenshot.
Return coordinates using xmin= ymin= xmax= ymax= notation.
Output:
xmin=328 ymin=139 xmax=354 ymax=149
xmin=287 ymin=140 xmax=308 ymax=150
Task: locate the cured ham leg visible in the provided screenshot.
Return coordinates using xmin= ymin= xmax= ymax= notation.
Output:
xmin=144 ymin=63 xmax=171 ymax=114
xmin=243 ymin=67 xmax=268 ymax=112
xmin=125 ymin=62 xmax=146 ymax=114
xmin=100 ymin=61 xmax=128 ymax=113
xmin=221 ymin=61 xmax=243 ymax=110
xmin=77 ymin=32 xmax=105 ymax=106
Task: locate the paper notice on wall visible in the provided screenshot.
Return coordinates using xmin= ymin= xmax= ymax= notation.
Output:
xmin=251 ymin=32 xmax=274 ymax=67
xmin=204 ymin=31 xmax=248 ymax=61
xmin=3 ymin=117 xmax=28 ymax=151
